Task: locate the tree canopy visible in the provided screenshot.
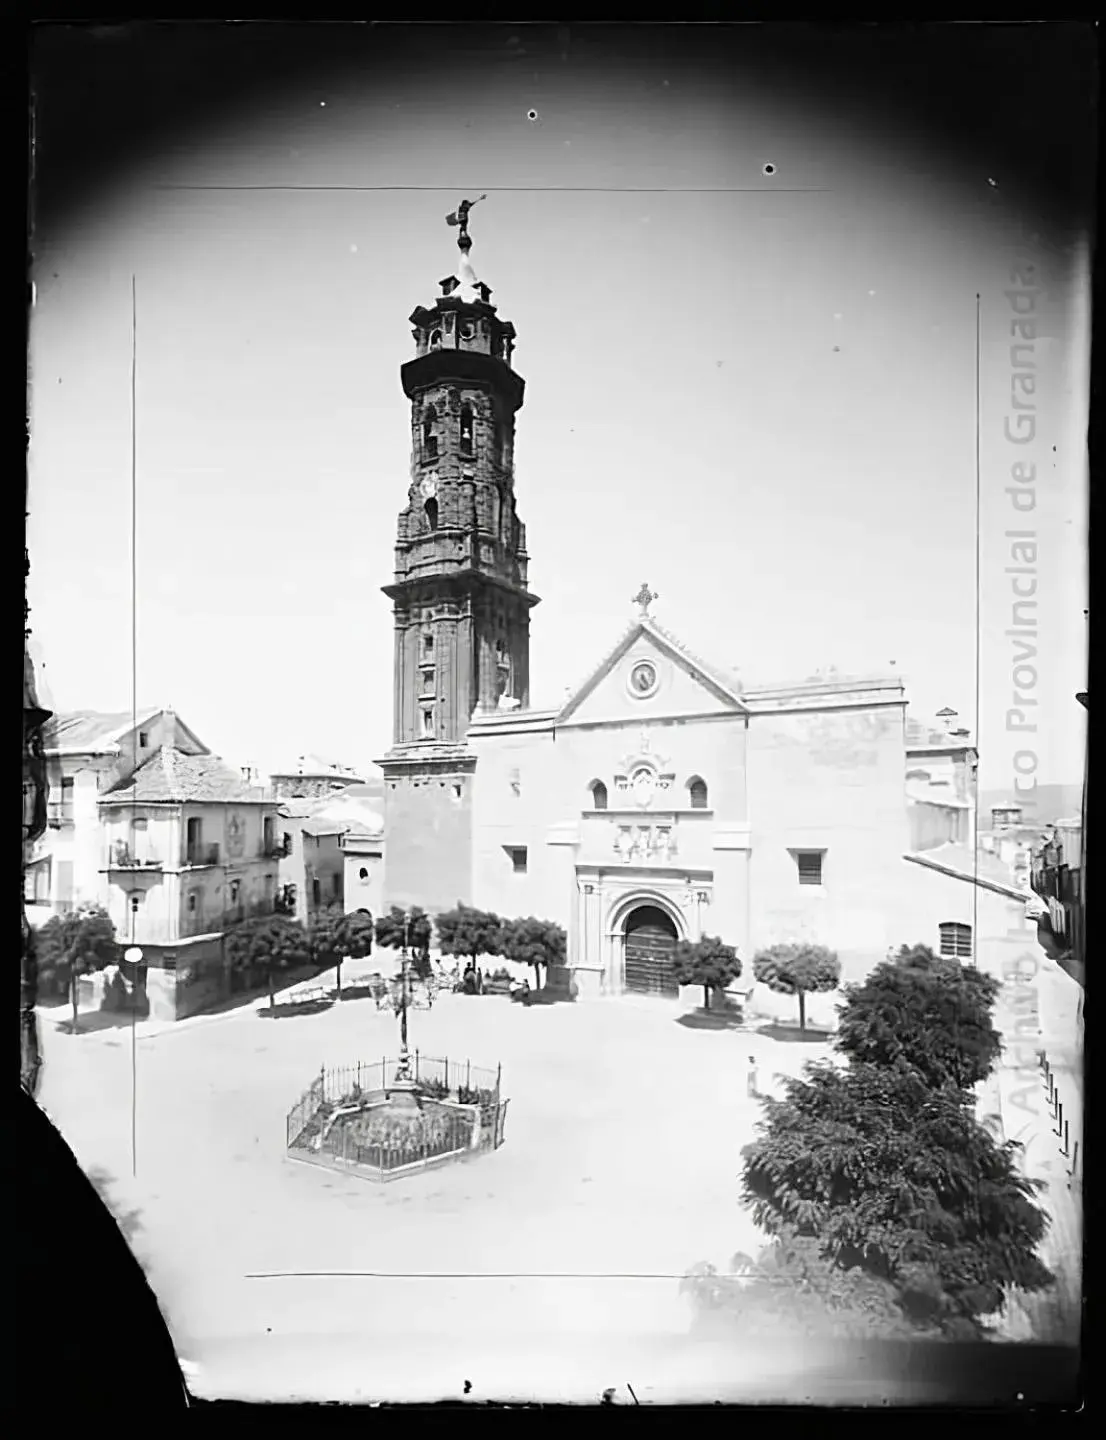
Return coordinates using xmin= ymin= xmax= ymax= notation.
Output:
xmin=753 ymin=942 xmax=840 ymax=1031
xmin=835 ymin=945 xmax=1003 ymax=1091
xmin=374 ymin=906 xmax=432 ymax=958
xmin=673 ymin=933 xmax=742 ymax=1009
xmin=741 ymin=1059 xmax=1053 ymax=1329
xmin=224 ymin=915 xmax=311 ymax=972
xmin=499 ymin=916 xmax=566 ymax=982
xmin=36 ymin=905 xmax=121 ymax=998
xmin=434 ymin=904 xmax=502 ymax=965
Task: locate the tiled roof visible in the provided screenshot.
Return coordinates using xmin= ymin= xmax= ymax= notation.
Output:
xmin=903 ymin=843 xmax=1032 ymax=899
xmin=99 ymin=747 xmax=271 ymax=805
xmin=643 ymin=617 xmax=747 ymax=701
xmin=44 ymin=707 xmax=161 ymax=754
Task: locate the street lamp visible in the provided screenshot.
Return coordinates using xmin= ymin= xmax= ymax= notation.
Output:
xmin=394 ymin=909 xmax=412 ymax=1081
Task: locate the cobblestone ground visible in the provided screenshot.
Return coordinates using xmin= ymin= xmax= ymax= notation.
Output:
xmin=37 ymin=971 xmax=831 ymax=1403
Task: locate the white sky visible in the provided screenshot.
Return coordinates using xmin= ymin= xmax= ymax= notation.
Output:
xmin=27 ymin=51 xmax=1088 ymax=789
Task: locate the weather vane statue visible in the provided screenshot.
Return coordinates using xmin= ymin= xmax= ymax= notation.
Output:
xmin=446 ymin=194 xmax=487 ymax=250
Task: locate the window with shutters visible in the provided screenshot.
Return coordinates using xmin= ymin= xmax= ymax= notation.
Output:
xmin=590 ymin=780 xmax=608 ymax=811
xmin=688 ymin=776 xmax=709 ymax=810
xmin=794 ymin=850 xmax=824 ymax=886
xmin=939 ymin=922 xmax=973 ymax=959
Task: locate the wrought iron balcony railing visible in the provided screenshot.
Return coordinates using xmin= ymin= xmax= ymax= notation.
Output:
xmin=104 ymin=846 xmax=164 ymax=871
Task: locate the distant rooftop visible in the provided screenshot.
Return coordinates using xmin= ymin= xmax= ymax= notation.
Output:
xmin=271 ymin=753 xmax=366 ymax=781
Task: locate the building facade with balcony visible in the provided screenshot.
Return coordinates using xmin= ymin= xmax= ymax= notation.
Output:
xmin=98 ymin=746 xmax=282 ymax=1019
xmin=276 ymin=805 xmax=347 ymax=924
xmin=25 ymin=707 xmax=209 ymax=928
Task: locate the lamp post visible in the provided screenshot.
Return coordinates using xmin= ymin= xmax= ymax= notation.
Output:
xmin=395 ymin=909 xmax=412 ymax=1081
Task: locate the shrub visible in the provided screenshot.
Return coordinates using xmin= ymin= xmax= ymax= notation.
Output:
xmin=673 ymin=933 xmax=742 ymax=1010
xmin=753 ymin=942 xmax=840 ymax=1032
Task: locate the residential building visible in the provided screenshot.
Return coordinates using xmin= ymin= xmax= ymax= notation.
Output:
xmin=98 ymin=747 xmax=282 ymax=1019
xmin=277 ymin=783 xmax=386 ymax=923
xmin=25 ymin=707 xmax=209 ymax=928
xmin=276 ymin=806 xmax=346 ymax=923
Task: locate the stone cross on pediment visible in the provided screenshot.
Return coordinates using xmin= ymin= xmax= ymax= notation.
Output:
xmin=632 ymin=582 xmax=658 ymax=618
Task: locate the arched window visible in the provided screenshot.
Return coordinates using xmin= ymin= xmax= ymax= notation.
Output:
xmin=422 ymin=406 xmax=438 ymax=459
xmin=939 ymin=922 xmax=973 ymax=959
xmin=590 ymin=780 xmax=608 ymax=811
xmin=424 ymin=497 xmax=438 ymax=531
xmin=460 ymin=404 xmax=474 ymax=456
xmin=688 ymin=776 xmax=709 ymax=810
xmin=429 ymin=329 xmax=442 ymax=350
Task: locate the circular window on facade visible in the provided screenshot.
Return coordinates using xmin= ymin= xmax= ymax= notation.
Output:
xmin=460 ymin=321 xmax=476 ymax=340
xmin=628 ymin=660 xmax=658 ymax=698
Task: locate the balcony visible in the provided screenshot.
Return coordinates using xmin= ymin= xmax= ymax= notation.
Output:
xmin=47 ymin=801 xmax=75 ymax=828
xmin=262 ymin=839 xmax=289 ymax=860
xmin=183 ymin=843 xmax=221 ymax=868
xmin=104 ymin=845 xmax=164 ymax=872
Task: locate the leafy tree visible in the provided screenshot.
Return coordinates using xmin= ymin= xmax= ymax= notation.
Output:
xmin=224 ymin=914 xmax=311 ymax=1011
xmin=741 ymin=1059 xmax=1053 ymax=1331
xmin=36 ymin=904 xmax=121 ymax=1029
xmin=434 ymin=904 xmax=503 ymax=970
xmin=499 ymin=916 xmax=566 ymax=988
xmin=673 ymin=933 xmax=742 ymax=1011
xmin=374 ymin=905 xmax=433 ymax=977
xmin=836 ymin=945 xmax=1002 ymax=1091
xmin=753 ymin=942 xmax=840 ymax=1033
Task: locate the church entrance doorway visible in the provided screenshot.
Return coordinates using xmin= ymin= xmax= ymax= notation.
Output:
xmin=624 ymin=905 xmax=678 ymax=998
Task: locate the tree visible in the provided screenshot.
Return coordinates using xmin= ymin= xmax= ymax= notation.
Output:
xmin=753 ymin=942 xmax=840 ymax=1033
xmin=836 ymin=945 xmax=1003 ymax=1091
xmin=499 ymin=916 xmax=566 ymax=988
xmin=374 ymin=906 xmax=432 ymax=977
xmin=673 ymin=933 xmax=742 ymax=1011
xmin=224 ymin=914 xmax=311 ymax=1011
xmin=36 ymin=904 xmax=121 ymax=1030
xmin=741 ymin=1059 xmax=1054 ymax=1331
xmin=306 ymin=905 xmax=373 ymax=996
xmin=434 ymin=904 xmax=502 ymax=971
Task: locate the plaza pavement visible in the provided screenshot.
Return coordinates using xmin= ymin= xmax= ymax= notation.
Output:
xmin=37 ymin=973 xmax=830 ymax=1403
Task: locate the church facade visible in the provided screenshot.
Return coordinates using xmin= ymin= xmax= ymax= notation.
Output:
xmin=379 ymin=219 xmax=971 ymax=997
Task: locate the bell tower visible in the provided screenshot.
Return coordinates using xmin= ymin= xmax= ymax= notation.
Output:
xmin=378 ymin=204 xmax=540 ymax=914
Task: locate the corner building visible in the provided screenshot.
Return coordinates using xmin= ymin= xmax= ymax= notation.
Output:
xmin=380 ymin=229 xmax=974 ymax=996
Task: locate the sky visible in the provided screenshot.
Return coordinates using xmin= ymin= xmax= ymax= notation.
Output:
xmin=28 ymin=25 xmax=1091 ymax=792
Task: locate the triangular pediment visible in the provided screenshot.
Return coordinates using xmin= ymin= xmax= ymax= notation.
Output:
xmin=556 ymin=618 xmax=747 ymax=726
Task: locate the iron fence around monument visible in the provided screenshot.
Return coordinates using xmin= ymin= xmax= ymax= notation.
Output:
xmin=284 ymin=1054 xmax=504 ymax=1155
